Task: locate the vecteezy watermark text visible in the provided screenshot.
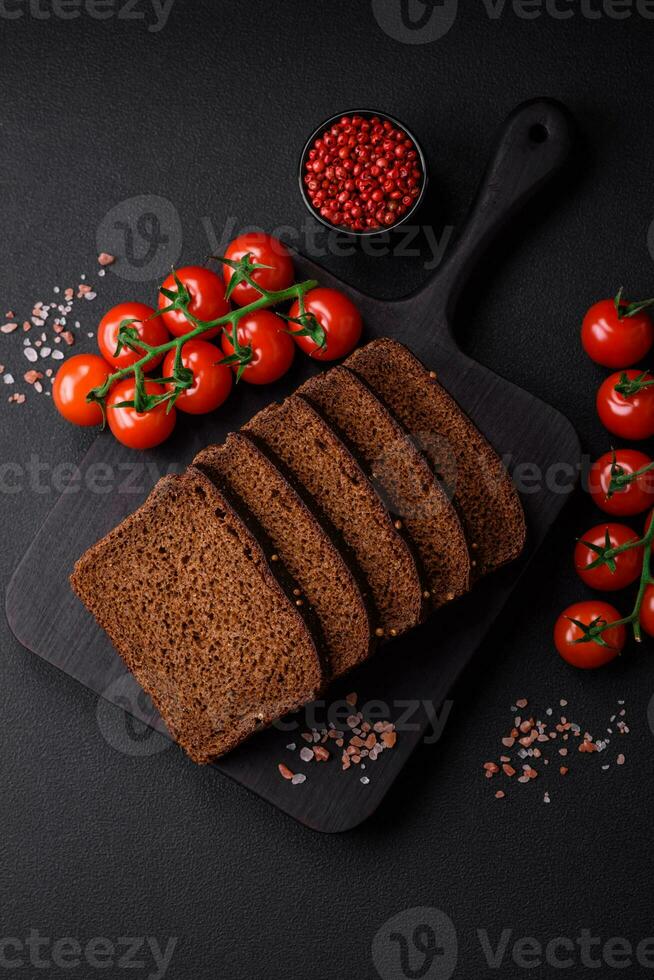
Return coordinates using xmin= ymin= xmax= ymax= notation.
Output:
xmin=0 ymin=451 xmax=584 ymax=500
xmin=372 ymin=0 xmax=654 ymax=45
xmin=0 ymin=0 xmax=175 ymax=31
xmin=273 ymin=696 xmax=454 ymax=744
xmin=0 ymin=931 xmax=177 ymax=978
xmin=373 ymin=908 xmax=654 ymax=979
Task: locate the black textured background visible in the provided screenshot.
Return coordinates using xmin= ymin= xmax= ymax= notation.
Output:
xmin=2 ymin=2 xmax=654 ymax=978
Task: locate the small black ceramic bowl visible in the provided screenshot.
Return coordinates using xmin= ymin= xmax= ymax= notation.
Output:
xmin=298 ymin=109 xmax=428 ymax=237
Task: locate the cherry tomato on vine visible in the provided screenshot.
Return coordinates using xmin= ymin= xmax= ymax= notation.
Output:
xmin=554 ymin=601 xmax=625 ymax=668
xmin=581 ymin=292 xmax=654 ymax=368
xmin=288 ymin=287 xmax=362 ymax=361
xmin=158 ymin=266 xmax=229 ymax=339
xmin=162 ymin=340 xmax=232 ymax=415
xmin=52 ymin=354 xmax=112 ymax=427
xmin=220 ymin=311 xmax=294 ymax=385
xmin=574 ymin=523 xmax=642 ymax=591
xmin=223 ymin=233 xmax=294 ymax=307
xmin=107 ymin=379 xmax=176 ymax=449
xmin=596 ymin=370 xmax=654 ymax=441
xmin=97 ymin=302 xmax=168 ymax=370
xmin=588 ymin=449 xmax=654 ymax=516
xmin=639 ymin=584 xmax=654 ymax=637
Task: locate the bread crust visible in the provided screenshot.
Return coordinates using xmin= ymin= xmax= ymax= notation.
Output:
xmin=346 ymin=338 xmax=527 ymax=579
xmin=299 ymin=365 xmax=471 ymax=607
xmin=194 ymin=435 xmax=376 ymax=677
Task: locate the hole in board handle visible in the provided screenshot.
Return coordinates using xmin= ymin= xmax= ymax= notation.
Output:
xmin=528 ymin=123 xmax=549 ymax=144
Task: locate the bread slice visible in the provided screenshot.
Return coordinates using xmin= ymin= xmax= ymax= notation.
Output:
xmin=346 ymin=339 xmax=526 ymax=577
xmin=70 ymin=468 xmax=325 ymax=764
xmin=194 ymin=432 xmax=374 ymax=677
xmin=244 ymin=394 xmax=427 ymax=639
xmin=299 ymin=366 xmax=470 ymax=607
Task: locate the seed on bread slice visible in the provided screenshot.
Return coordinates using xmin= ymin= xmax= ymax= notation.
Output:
xmin=244 ymin=393 xmax=427 ymax=639
xmin=346 ymin=338 xmax=526 ymax=577
xmin=70 ymin=468 xmax=325 ymax=764
xmin=194 ymin=432 xmax=375 ymax=678
xmin=299 ymin=365 xmax=470 ymax=606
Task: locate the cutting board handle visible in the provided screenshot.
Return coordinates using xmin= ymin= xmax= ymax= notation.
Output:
xmin=416 ymin=98 xmax=575 ymax=322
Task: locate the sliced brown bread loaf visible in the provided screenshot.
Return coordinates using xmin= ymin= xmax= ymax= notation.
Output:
xmin=194 ymin=432 xmax=374 ymax=677
xmin=346 ymin=339 xmax=526 ymax=578
xmin=298 ymin=366 xmax=470 ymax=607
xmin=70 ymin=468 xmax=324 ymax=764
xmin=244 ymin=394 xmax=426 ymax=639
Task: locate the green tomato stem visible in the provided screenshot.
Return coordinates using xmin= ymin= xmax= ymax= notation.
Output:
xmin=90 ymin=278 xmax=318 ymax=400
xmin=593 ymin=516 xmax=654 ymax=641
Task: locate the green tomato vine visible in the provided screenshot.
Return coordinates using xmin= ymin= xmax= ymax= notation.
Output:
xmin=86 ymin=254 xmax=322 ymax=416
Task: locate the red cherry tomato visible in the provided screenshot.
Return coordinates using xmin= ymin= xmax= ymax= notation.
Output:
xmin=107 ymin=378 xmax=176 ymax=449
xmin=596 ymin=370 xmax=654 ymax=440
xmin=639 ymin=584 xmax=654 ymax=637
xmin=554 ymin=601 xmax=625 ymax=668
xmin=157 ymin=266 xmax=229 ymax=339
xmin=223 ymin=233 xmax=294 ymax=307
xmin=288 ymin=287 xmax=362 ymax=361
xmin=52 ymin=354 xmax=113 ymax=427
xmin=574 ymin=522 xmax=642 ymax=591
xmin=162 ymin=340 xmax=232 ymax=415
xmin=588 ymin=449 xmax=654 ymax=516
xmin=581 ymin=295 xmax=654 ymax=368
xmin=220 ymin=311 xmax=294 ymax=385
xmin=97 ymin=302 xmax=169 ymax=370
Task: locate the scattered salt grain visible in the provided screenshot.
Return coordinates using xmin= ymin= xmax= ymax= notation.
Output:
xmin=543 ymin=792 xmax=551 ymax=804
xmin=3 ymin=373 xmax=14 ymax=384
xmin=51 ymin=350 xmax=64 ymax=360
xmin=23 ymin=348 xmax=38 ymax=363
xmin=300 ymin=747 xmax=314 ymax=763
xmin=360 ymin=776 xmax=369 ymax=785
xmin=617 ymin=754 xmax=625 ymax=766
xmin=291 ymin=773 xmax=306 ymax=786
xmin=1 ymin=322 xmax=17 ymax=334
xmin=286 ymin=743 xmax=296 ymax=752
xmin=98 ymin=252 xmax=115 ymax=266
xmin=39 ymin=347 xmax=52 ymax=358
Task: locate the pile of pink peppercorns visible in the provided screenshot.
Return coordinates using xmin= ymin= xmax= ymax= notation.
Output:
xmin=303 ymin=114 xmax=424 ymax=232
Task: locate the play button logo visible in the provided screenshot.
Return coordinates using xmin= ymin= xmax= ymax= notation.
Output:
xmin=372 ymin=0 xmax=459 ymax=43
xmin=372 ymin=907 xmax=458 ymax=980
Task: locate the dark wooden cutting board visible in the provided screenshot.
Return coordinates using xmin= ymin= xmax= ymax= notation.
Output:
xmin=6 ymin=99 xmax=581 ymax=832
